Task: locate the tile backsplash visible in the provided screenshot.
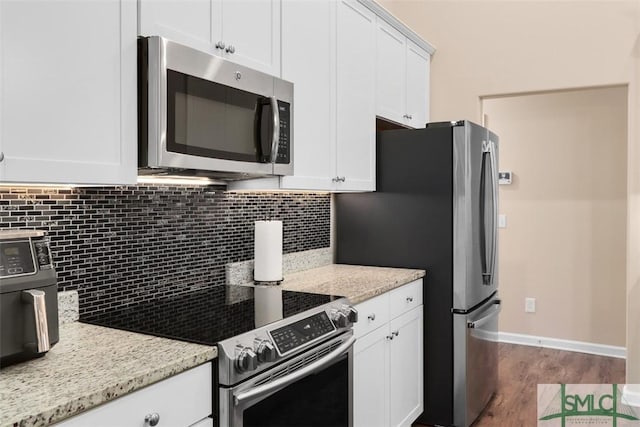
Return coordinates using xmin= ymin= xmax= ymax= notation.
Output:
xmin=0 ymin=185 xmax=330 ymax=316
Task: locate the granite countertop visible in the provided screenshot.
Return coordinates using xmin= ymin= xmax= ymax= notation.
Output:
xmin=0 ymin=322 xmax=217 ymax=427
xmin=281 ymin=264 xmax=426 ymax=304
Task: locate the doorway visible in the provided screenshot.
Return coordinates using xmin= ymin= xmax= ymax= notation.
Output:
xmin=482 ymin=85 xmax=628 ymax=348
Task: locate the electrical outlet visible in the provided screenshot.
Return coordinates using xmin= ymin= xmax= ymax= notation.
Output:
xmin=498 ymin=214 xmax=507 ymax=228
xmin=525 ymin=297 xmax=536 ymax=313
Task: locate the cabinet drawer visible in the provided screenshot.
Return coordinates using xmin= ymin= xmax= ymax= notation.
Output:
xmin=354 ymin=293 xmax=390 ymax=338
xmin=56 ymin=363 xmax=212 ymax=427
xmin=389 ymin=279 xmax=423 ymax=319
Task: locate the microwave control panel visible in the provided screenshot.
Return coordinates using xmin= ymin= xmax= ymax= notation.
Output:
xmin=276 ymin=101 xmax=291 ymax=165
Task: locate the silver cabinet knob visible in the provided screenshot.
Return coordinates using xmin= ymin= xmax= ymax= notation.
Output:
xmin=406 ymin=296 xmax=414 ymax=303
xmin=215 ymin=41 xmax=225 ymax=50
xmin=367 ymin=313 xmax=376 ymax=321
xmin=0 ymin=152 xmax=4 ymax=162
xmin=408 ymin=114 xmax=413 ymax=120
xmin=392 ymin=330 xmax=399 ymax=337
xmin=386 ymin=335 xmax=394 ymax=341
xmin=339 ymin=176 xmax=346 ymax=182
xmin=144 ymin=413 xmax=160 ymax=426
xmin=226 ymin=45 xmax=235 ymax=54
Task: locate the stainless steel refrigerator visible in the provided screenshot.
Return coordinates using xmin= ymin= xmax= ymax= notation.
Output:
xmin=336 ymin=120 xmax=500 ymax=427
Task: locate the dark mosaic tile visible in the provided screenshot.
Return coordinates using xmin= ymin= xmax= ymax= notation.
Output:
xmin=0 ymin=185 xmax=330 ymax=317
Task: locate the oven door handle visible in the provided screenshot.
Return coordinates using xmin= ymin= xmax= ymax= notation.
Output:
xmin=234 ymin=335 xmax=356 ymax=406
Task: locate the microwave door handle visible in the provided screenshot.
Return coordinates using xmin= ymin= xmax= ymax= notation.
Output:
xmin=269 ymin=96 xmax=280 ymax=164
xmin=21 ymin=289 xmax=50 ymax=353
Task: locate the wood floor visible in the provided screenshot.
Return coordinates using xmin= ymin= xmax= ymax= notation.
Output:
xmin=414 ymin=343 xmax=626 ymax=427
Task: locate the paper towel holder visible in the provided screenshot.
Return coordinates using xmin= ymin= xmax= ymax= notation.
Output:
xmin=253 ymin=277 xmax=283 ymax=286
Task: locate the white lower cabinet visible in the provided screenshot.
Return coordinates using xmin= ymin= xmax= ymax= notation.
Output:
xmin=353 ymin=279 xmax=424 ymax=427
xmin=55 ymin=363 xmax=213 ymax=427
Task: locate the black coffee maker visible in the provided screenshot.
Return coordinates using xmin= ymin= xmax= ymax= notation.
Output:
xmin=0 ymin=230 xmax=59 ymax=367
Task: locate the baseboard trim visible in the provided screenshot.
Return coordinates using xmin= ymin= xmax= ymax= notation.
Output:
xmin=498 ymin=332 xmax=626 ymax=359
xmin=622 ymin=385 xmax=640 ymax=407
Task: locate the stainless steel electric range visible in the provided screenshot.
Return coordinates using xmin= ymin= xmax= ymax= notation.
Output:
xmin=82 ymin=285 xmax=358 ymax=427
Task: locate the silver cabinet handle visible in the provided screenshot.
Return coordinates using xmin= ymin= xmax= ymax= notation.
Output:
xmin=392 ymin=330 xmax=399 ymax=337
xmin=406 ymin=296 xmax=414 ymax=303
xmin=339 ymin=176 xmax=346 ymax=182
xmin=0 ymin=152 xmax=4 ymax=162
xmin=226 ymin=45 xmax=235 ymax=54
xmin=367 ymin=313 xmax=376 ymax=321
xmin=215 ymin=41 xmax=225 ymax=50
xmin=408 ymin=114 xmax=413 ymax=120
xmin=386 ymin=335 xmax=394 ymax=341
xmin=21 ymin=289 xmax=50 ymax=353
xmin=144 ymin=413 xmax=160 ymax=426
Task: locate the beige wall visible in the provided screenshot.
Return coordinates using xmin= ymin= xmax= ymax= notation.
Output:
xmin=483 ymin=87 xmax=627 ymax=346
xmin=378 ymin=0 xmax=640 ymax=380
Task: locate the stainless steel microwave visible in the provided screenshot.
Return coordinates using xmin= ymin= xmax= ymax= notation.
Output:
xmin=139 ymin=36 xmax=293 ymax=179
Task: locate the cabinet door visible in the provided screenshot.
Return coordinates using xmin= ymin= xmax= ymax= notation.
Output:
xmin=336 ymin=0 xmax=376 ymax=191
xmin=389 ymin=306 xmax=424 ymax=427
xmin=376 ymin=19 xmax=406 ymax=126
xmin=220 ymin=0 xmax=281 ymax=76
xmin=354 ymin=325 xmax=389 ymax=427
xmin=0 ymin=0 xmax=136 ymax=185
xmin=138 ymin=0 xmax=215 ymax=54
xmin=405 ymin=40 xmax=430 ymax=129
xmin=280 ymin=0 xmax=336 ymax=190
xmin=56 ymin=363 xmax=212 ymax=427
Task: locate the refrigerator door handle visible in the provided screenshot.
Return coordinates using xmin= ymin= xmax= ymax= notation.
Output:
xmin=489 ymin=140 xmax=498 ymax=285
xmin=467 ymin=300 xmax=501 ymax=329
xmin=480 ymin=140 xmax=498 ymax=286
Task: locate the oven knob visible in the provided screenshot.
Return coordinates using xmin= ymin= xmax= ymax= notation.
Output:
xmin=235 ymin=347 xmax=258 ymax=373
xmin=345 ymin=306 xmax=359 ymax=323
xmin=331 ymin=310 xmax=348 ymax=328
xmin=254 ymin=339 xmax=277 ymax=363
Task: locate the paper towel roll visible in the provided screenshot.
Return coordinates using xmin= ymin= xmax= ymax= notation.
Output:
xmin=254 ymin=220 xmax=283 ymax=283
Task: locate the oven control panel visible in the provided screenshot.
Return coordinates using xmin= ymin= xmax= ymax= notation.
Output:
xmin=269 ymin=312 xmax=335 ymax=355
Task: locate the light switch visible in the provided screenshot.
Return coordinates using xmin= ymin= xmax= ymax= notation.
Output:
xmin=498 ymin=214 xmax=507 ymax=228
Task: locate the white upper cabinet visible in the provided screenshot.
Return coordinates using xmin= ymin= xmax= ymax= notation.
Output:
xmin=405 ymin=40 xmax=430 ymax=128
xmin=335 ymin=0 xmax=376 ymax=191
xmin=376 ymin=17 xmax=431 ymax=128
xmin=232 ymin=0 xmax=376 ymax=192
xmin=279 ymin=0 xmax=336 ymax=191
xmin=376 ymin=19 xmax=407 ymax=125
xmin=218 ymin=0 xmax=281 ymax=76
xmin=0 ymin=0 xmax=137 ymax=185
xmin=138 ymin=0 xmax=281 ymax=77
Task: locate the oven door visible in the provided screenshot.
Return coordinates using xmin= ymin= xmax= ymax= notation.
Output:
xmin=220 ymin=332 xmax=355 ymax=427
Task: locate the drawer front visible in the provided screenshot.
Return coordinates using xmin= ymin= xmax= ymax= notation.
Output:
xmin=389 ymin=279 xmax=423 ymax=319
xmin=56 ymin=363 xmax=212 ymax=427
xmin=354 ymin=293 xmax=390 ymax=338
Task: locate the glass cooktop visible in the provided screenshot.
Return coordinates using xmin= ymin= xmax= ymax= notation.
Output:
xmin=81 ymin=285 xmax=343 ymax=346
